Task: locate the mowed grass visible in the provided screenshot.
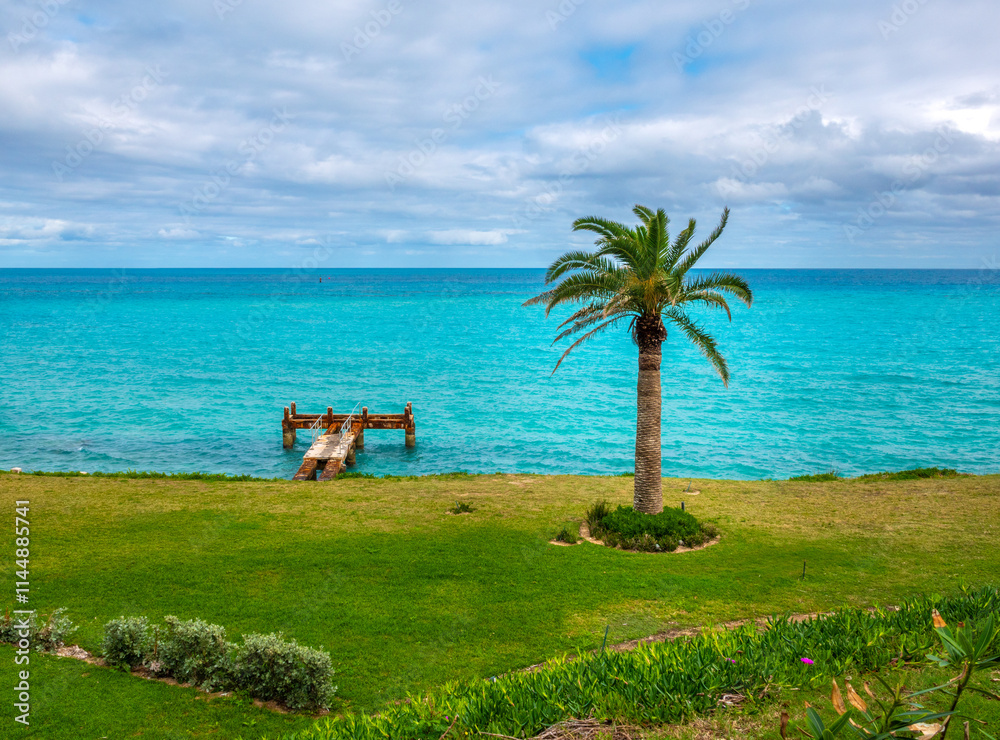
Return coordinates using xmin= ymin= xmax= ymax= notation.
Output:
xmin=1 ymin=472 xmax=998 ymax=737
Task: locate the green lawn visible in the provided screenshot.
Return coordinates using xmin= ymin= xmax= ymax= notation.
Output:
xmin=1 ymin=472 xmax=998 ymax=738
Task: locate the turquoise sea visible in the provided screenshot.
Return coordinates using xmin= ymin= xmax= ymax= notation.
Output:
xmin=1 ymin=268 xmax=998 ymax=480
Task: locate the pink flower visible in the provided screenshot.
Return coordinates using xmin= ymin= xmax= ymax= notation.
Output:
xmin=800 ymin=658 xmax=815 ymax=665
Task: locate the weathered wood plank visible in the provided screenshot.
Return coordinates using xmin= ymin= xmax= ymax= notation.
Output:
xmin=317 ymin=460 xmax=342 ymax=481
xmin=293 ymin=458 xmax=318 ymax=481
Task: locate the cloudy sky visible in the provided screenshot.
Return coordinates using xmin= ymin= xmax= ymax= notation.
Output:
xmin=1 ymin=0 xmax=998 ymax=267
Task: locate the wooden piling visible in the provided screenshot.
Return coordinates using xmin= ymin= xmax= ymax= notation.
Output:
xmin=405 ymin=402 xmax=416 ymax=447
xmin=282 ymin=407 xmax=296 ymax=448
xmin=357 ymin=407 xmax=367 ymax=448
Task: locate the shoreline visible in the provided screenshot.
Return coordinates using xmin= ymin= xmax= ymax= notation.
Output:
xmin=1 ymin=466 xmax=990 ymax=484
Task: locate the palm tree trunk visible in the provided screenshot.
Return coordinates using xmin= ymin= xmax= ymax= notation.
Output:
xmin=634 ymin=328 xmax=664 ymax=514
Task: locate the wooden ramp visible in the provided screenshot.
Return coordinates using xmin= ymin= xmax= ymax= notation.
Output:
xmin=283 ymin=403 xmax=415 ymax=481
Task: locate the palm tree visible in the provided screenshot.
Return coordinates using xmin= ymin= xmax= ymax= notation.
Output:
xmin=524 ymin=205 xmax=752 ymax=515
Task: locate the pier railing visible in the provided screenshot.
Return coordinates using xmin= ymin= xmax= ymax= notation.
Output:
xmin=338 ymin=402 xmax=362 ymax=438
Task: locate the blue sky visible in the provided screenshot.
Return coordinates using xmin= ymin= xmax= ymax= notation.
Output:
xmin=1 ymin=0 xmax=998 ymax=267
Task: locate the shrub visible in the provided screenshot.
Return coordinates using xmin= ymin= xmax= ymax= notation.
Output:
xmin=595 ymin=505 xmax=716 ymax=550
xmin=585 ymin=500 xmax=613 ymax=536
xmin=226 ymin=632 xmax=337 ymax=710
xmin=0 ymin=608 xmax=77 ymax=652
xmin=102 ymin=616 xmax=152 ymax=669
xmin=159 ymin=616 xmax=229 ymax=688
xmin=450 ymin=501 xmax=474 ymax=514
xmin=98 ymin=614 xmax=337 ymax=709
xmin=601 ymin=505 xmax=699 ymax=541
xmin=554 ymin=526 xmax=578 ymax=544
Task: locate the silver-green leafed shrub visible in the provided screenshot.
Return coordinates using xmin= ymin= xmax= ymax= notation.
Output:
xmin=0 ymin=608 xmax=77 ymax=652
xmin=227 ymin=632 xmax=337 ymax=710
xmin=158 ymin=616 xmax=229 ymax=688
xmin=102 ymin=616 xmax=152 ymax=668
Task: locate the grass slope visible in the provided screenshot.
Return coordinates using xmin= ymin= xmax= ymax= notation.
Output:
xmin=1 ymin=472 xmax=998 ymax=737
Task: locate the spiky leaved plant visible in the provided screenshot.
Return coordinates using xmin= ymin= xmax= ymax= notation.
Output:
xmin=525 ymin=205 xmax=752 ymax=514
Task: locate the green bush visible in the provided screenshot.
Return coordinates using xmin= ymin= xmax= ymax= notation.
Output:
xmin=226 ymin=632 xmax=337 ymax=710
xmin=554 ymin=526 xmax=578 ymax=544
xmin=0 ymin=608 xmax=77 ymax=652
xmin=98 ymin=614 xmax=337 ymax=710
xmin=159 ymin=616 xmax=229 ymax=688
xmin=588 ymin=505 xmax=716 ymax=551
xmin=102 ymin=616 xmax=152 ymax=669
xmin=584 ymin=500 xmax=613 ymax=534
xmin=449 ymin=501 xmax=474 ymax=514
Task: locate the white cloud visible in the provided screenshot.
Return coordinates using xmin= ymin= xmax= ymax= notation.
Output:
xmin=157 ymin=227 xmax=198 ymax=239
xmin=426 ymin=229 xmax=520 ymax=245
xmin=0 ymin=0 xmax=998 ymax=266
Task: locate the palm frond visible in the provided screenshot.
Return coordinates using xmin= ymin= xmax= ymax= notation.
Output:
xmin=684 ymin=271 xmax=753 ymax=307
xmin=675 ymin=207 xmax=729 ymax=278
xmin=550 ymin=316 xmax=626 ymax=374
xmin=664 ymin=308 xmax=730 ymax=385
xmin=571 ymin=216 xmax=632 ymax=242
xmin=632 ymin=204 xmax=657 ymax=224
xmin=681 ymin=289 xmax=733 ymax=320
xmin=541 ymin=271 xmax=627 ymax=316
xmin=553 ymin=304 xmax=630 ymax=342
xmin=663 ymin=218 xmax=697 ymax=269
xmin=545 ymin=251 xmax=619 ymax=284
xmin=593 ymin=236 xmax=643 ymax=270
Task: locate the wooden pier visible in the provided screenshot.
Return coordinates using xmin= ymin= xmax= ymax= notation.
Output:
xmin=281 ymin=402 xmax=415 ymax=481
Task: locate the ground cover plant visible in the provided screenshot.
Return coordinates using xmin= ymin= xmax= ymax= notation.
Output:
xmin=0 ymin=470 xmax=998 ymax=738
xmin=645 ymin=661 xmax=1000 ymax=740
xmin=272 ymin=588 xmax=1000 ymax=740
